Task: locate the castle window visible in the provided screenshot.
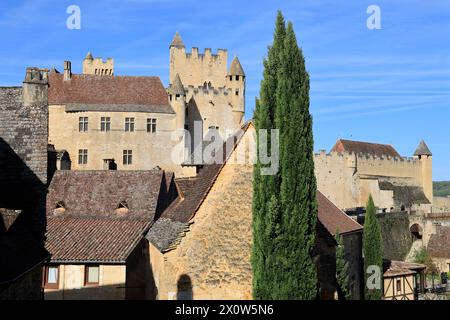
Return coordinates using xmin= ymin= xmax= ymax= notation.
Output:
xmin=101 ymin=117 xmax=111 ymax=132
xmin=79 ymin=117 xmax=88 ymax=132
xmin=123 ymin=150 xmax=133 ymax=165
xmin=235 ymin=89 xmax=239 ymax=96
xmin=176 ymin=94 xmax=180 ymax=99
xmin=78 ymin=149 xmax=88 ymax=165
xmin=147 ymin=118 xmax=157 ymax=133
xmin=229 ymin=76 xmax=233 ymax=81
xmin=236 ymin=75 xmax=240 ymax=81
xmin=125 ymin=117 xmax=135 ymax=132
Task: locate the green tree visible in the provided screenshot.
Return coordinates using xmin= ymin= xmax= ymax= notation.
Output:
xmin=335 ymin=230 xmax=350 ymax=300
xmin=252 ymin=11 xmax=318 ymax=299
xmin=252 ymin=11 xmax=286 ymax=300
xmin=363 ymin=195 xmax=383 ymax=300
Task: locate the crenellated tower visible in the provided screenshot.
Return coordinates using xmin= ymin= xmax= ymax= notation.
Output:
xmin=414 ymin=140 xmax=433 ymax=203
xmin=168 ymin=32 xmax=245 ymax=138
xmin=82 ymin=52 xmax=114 ymax=75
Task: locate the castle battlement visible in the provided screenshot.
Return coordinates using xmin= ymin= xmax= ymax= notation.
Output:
xmin=185 ymin=47 xmax=228 ymax=60
xmin=185 ymin=84 xmax=232 ymax=96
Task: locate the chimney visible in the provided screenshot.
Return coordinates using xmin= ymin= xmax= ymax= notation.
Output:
xmin=22 ymin=67 xmax=49 ymax=107
xmin=64 ymin=61 xmax=72 ymax=81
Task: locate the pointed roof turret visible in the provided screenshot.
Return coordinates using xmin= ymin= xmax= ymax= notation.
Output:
xmin=170 ymin=74 xmax=185 ymax=95
xmin=85 ymin=51 xmax=93 ymax=60
xmin=414 ymin=140 xmax=432 ymax=156
xmin=228 ymin=56 xmax=245 ymax=76
xmin=170 ymin=32 xmax=185 ymax=49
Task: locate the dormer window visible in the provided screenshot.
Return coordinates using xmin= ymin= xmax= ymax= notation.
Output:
xmin=54 ymin=201 xmax=66 ymax=215
xmin=116 ymin=201 xmax=129 ymax=215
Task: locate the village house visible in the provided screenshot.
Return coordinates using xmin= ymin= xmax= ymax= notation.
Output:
xmin=43 ymin=169 xmax=177 ymax=300
xmin=147 ymin=122 xmax=365 ymax=300
xmin=383 ymin=260 xmax=426 ymax=300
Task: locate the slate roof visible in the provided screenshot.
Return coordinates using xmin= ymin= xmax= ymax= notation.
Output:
xmin=45 ymin=216 xmax=149 ymax=263
xmin=331 ymin=139 xmax=401 ymax=158
xmin=414 ymin=140 xmax=432 ymax=156
xmin=170 ymin=32 xmax=185 ymax=49
xmin=379 ymin=181 xmax=430 ymax=206
xmin=48 ymin=72 xmax=173 ymax=114
xmin=428 ymin=226 xmax=450 ymax=259
xmin=317 ymin=191 xmax=363 ymax=236
xmin=47 ymin=170 xmax=171 ymax=220
xmin=229 ymin=56 xmax=245 ymax=76
xmin=169 ymin=73 xmax=185 ymax=96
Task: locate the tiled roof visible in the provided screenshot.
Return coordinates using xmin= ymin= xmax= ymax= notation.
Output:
xmin=379 ymin=181 xmax=430 ymax=205
xmin=428 ymin=226 xmax=450 ymax=258
xmin=229 ymin=57 xmax=245 ymax=76
xmin=47 ymin=170 xmax=171 ymax=220
xmin=45 ymin=217 xmax=149 ymax=263
xmin=317 ymin=191 xmax=363 ymax=236
xmin=48 ymin=72 xmax=173 ymax=114
xmin=331 ymin=139 xmax=401 ymax=158
xmin=414 ymin=140 xmax=432 ymax=156
xmin=170 ymin=32 xmax=185 ymax=49
xmin=383 ymin=260 xmax=425 ymax=277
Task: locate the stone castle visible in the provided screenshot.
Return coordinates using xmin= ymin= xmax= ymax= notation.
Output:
xmin=47 ymin=32 xmax=245 ymax=177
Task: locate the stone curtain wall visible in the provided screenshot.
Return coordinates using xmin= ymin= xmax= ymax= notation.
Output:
xmin=377 ymin=212 xmax=412 ymax=261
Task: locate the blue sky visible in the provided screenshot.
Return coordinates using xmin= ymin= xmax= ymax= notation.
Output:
xmin=0 ymin=0 xmax=449 ymax=180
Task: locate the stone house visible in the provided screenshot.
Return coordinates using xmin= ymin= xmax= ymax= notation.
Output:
xmin=43 ymin=169 xmax=177 ymax=300
xmin=147 ymin=122 xmax=364 ymax=300
xmin=0 ymin=68 xmax=51 ymax=300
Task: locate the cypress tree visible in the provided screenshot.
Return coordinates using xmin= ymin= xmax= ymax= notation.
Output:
xmin=252 ymin=11 xmax=286 ymax=300
xmin=335 ymin=230 xmax=350 ymax=300
xmin=363 ymin=195 xmax=384 ymax=300
xmin=252 ymin=12 xmax=318 ymax=300
xmin=274 ymin=21 xmax=318 ymax=299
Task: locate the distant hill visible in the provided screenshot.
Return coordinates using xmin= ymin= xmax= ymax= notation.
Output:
xmin=434 ymin=181 xmax=450 ymax=197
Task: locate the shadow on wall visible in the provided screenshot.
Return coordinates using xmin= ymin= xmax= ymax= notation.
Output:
xmin=177 ymin=274 xmax=193 ymax=300
xmin=0 ymin=138 xmax=49 ymax=299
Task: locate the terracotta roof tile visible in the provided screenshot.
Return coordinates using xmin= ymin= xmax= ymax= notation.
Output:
xmin=48 ymin=72 xmax=173 ymax=113
xmin=331 ymin=139 xmax=401 ymax=158
xmin=317 ymin=191 xmax=363 ymax=236
xmin=47 ymin=170 xmax=170 ymax=220
xmin=45 ymin=217 xmax=149 ymax=263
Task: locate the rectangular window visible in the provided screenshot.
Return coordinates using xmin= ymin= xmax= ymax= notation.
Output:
xmin=123 ymin=150 xmax=133 ymax=165
xmin=396 ymin=279 xmax=402 ymax=293
xmin=85 ymin=265 xmax=99 ymax=286
xmin=43 ymin=265 xmax=59 ymax=289
xmin=101 ymin=117 xmax=111 ymax=132
xmin=79 ymin=117 xmax=88 ymax=132
xmin=235 ymin=89 xmax=239 ymax=96
xmin=236 ymin=75 xmax=240 ymax=81
xmin=125 ymin=117 xmax=135 ymax=132
xmin=78 ymin=149 xmax=88 ymax=165
xmin=147 ymin=118 xmax=157 ymax=133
